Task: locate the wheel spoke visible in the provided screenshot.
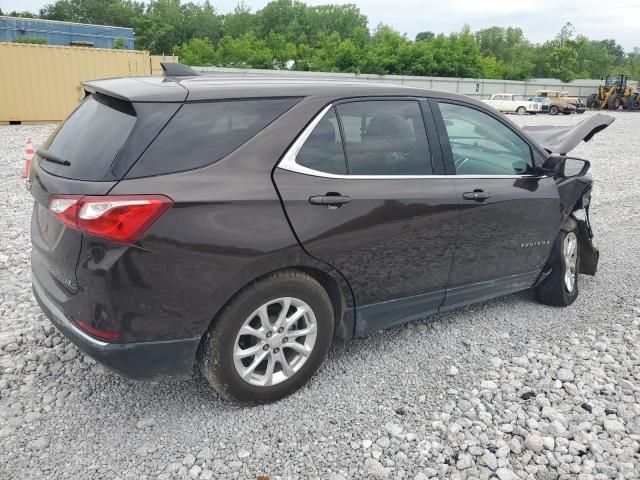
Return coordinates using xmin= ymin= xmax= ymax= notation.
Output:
xmin=261 ymin=355 xmax=276 ymax=386
xmin=234 ymin=342 xmax=264 ymax=359
xmin=256 ymin=304 xmax=271 ymax=331
xmin=241 ymin=350 xmax=269 ymax=378
xmin=284 ymin=341 xmax=312 ymax=357
xmin=284 ymin=306 xmax=307 ymax=330
xmin=273 ymin=297 xmax=292 ymax=329
xmin=287 ymin=323 xmax=317 ymax=339
xmin=275 ymin=350 xmax=295 ymax=377
xmin=239 ymin=324 xmax=267 ymax=342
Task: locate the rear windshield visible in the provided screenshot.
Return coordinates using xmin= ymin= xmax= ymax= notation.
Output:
xmin=40 ymin=94 xmax=136 ymax=181
xmin=125 ymin=98 xmax=299 ymax=178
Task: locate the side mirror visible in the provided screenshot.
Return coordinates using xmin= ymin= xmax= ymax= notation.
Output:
xmin=542 ymin=155 xmax=590 ymax=178
xmin=564 ymin=157 xmax=590 ymax=177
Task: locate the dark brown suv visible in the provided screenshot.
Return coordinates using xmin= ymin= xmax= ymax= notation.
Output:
xmin=30 ymin=65 xmax=610 ymax=403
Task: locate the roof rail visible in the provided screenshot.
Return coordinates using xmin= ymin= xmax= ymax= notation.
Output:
xmin=160 ymin=63 xmax=201 ymax=77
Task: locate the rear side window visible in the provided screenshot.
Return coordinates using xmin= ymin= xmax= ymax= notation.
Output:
xmin=40 ymin=94 xmax=136 ymax=181
xmin=126 ymin=98 xmax=298 ymax=178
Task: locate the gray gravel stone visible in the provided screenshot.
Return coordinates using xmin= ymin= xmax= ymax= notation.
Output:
xmin=525 ymin=435 xmax=545 ymax=453
xmin=364 ymin=457 xmax=385 ymax=477
xmin=135 ymin=417 xmax=156 ymax=429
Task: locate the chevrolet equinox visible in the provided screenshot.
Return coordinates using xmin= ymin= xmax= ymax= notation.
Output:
xmin=30 ymin=64 xmax=612 ymax=403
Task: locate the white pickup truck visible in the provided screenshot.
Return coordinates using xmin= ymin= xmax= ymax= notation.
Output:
xmin=482 ymin=94 xmax=541 ymax=115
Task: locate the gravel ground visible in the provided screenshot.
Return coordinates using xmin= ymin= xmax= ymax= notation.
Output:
xmin=1 ymin=112 xmax=639 ymax=480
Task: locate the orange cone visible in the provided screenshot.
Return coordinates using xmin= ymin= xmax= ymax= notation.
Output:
xmin=22 ymin=138 xmax=35 ymax=179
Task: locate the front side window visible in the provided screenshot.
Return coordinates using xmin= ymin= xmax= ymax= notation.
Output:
xmin=438 ymin=102 xmax=534 ymax=176
xmin=336 ymin=100 xmax=431 ymax=175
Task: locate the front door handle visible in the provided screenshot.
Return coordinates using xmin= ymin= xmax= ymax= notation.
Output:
xmin=309 ymin=193 xmax=351 ymax=207
xmin=463 ymin=190 xmax=491 ymax=201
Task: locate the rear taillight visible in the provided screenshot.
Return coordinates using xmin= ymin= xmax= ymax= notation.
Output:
xmin=48 ymin=195 xmax=81 ymax=228
xmin=47 ymin=195 xmax=172 ymax=244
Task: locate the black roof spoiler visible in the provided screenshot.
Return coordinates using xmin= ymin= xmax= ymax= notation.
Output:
xmin=160 ymin=63 xmax=201 ymax=77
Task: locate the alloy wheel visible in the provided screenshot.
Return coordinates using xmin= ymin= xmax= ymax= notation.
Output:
xmin=563 ymin=232 xmax=578 ymax=292
xmin=233 ymin=297 xmax=318 ymax=387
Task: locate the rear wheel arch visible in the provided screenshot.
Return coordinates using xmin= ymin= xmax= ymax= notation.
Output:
xmin=197 ymin=264 xmax=354 ymax=355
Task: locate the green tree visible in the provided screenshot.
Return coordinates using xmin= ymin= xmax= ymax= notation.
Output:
xmin=172 ymin=37 xmax=217 ymax=65
xmin=40 ymin=0 xmax=144 ymax=27
xmin=475 ymin=26 xmax=533 ymax=79
xmin=19 ymin=0 xmax=640 ymax=80
xmin=7 ymin=10 xmax=39 ymax=18
xmin=543 ymin=23 xmax=579 ymax=82
xmin=217 ymin=32 xmax=273 ymax=68
xmin=222 ymin=2 xmax=255 ymax=38
xmin=112 ymin=37 xmax=126 ymax=49
xmin=182 ymin=1 xmax=223 ymax=44
xmin=415 ymin=31 xmax=435 ymax=42
xmin=624 ymin=48 xmax=640 ymax=81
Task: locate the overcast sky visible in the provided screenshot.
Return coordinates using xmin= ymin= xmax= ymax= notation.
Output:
xmin=2 ymin=0 xmax=639 ymax=50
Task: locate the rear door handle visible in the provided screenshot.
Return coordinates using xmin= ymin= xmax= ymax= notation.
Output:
xmin=309 ymin=194 xmax=351 ymax=207
xmin=463 ymin=190 xmax=491 ymax=201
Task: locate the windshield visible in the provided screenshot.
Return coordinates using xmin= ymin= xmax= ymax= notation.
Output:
xmin=605 ymin=75 xmax=622 ymax=87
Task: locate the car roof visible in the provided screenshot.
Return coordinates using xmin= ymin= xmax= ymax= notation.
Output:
xmin=82 ymin=74 xmax=463 ymax=103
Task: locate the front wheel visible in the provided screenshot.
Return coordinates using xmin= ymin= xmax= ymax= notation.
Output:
xmin=535 ymin=224 xmax=580 ymax=307
xmin=199 ymin=270 xmax=334 ymax=403
xmin=549 ymin=105 xmax=560 ymax=115
xmin=607 ymin=93 xmax=622 ymax=110
xmin=627 ymin=93 xmax=640 ymax=111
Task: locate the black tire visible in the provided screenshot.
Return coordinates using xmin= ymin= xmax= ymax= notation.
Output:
xmin=627 ymin=93 xmax=640 ymax=111
xmin=516 ymin=106 xmax=527 ymax=115
xmin=593 ymin=98 xmax=601 ymax=110
xmin=198 ymin=270 xmax=334 ymax=403
xmin=607 ymin=93 xmax=622 ymax=110
xmin=549 ymin=105 xmax=560 ymax=115
xmin=586 ymin=94 xmax=597 ymax=109
xmin=535 ymin=222 xmax=580 ymax=307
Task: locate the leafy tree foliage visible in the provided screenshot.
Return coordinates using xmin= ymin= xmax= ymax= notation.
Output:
xmin=112 ymin=37 xmax=126 ymax=49
xmin=8 ymin=0 xmax=632 ymax=80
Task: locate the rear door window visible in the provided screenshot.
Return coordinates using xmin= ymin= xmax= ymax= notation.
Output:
xmin=296 ymin=109 xmax=347 ymax=174
xmin=126 ymin=98 xmax=298 ymax=178
xmin=40 ymin=94 xmax=136 ymax=181
xmin=336 ymin=100 xmax=432 ymax=175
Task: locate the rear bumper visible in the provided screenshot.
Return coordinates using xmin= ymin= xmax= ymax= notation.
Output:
xmin=33 ymin=275 xmax=200 ymax=380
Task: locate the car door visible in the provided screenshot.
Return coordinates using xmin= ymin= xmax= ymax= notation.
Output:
xmin=430 ymin=99 xmax=562 ymax=310
xmin=492 ymin=94 xmax=504 ymax=111
xmin=274 ymin=98 xmax=459 ymax=336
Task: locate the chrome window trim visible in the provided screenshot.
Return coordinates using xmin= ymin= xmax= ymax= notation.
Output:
xmin=277 ymin=103 xmax=548 ymax=181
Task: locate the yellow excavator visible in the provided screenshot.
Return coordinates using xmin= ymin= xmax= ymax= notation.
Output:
xmin=586 ymin=74 xmax=640 ymax=111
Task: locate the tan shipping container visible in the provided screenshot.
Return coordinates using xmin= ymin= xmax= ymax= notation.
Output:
xmin=150 ymin=54 xmax=179 ymax=75
xmin=0 ymin=42 xmax=153 ymax=123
